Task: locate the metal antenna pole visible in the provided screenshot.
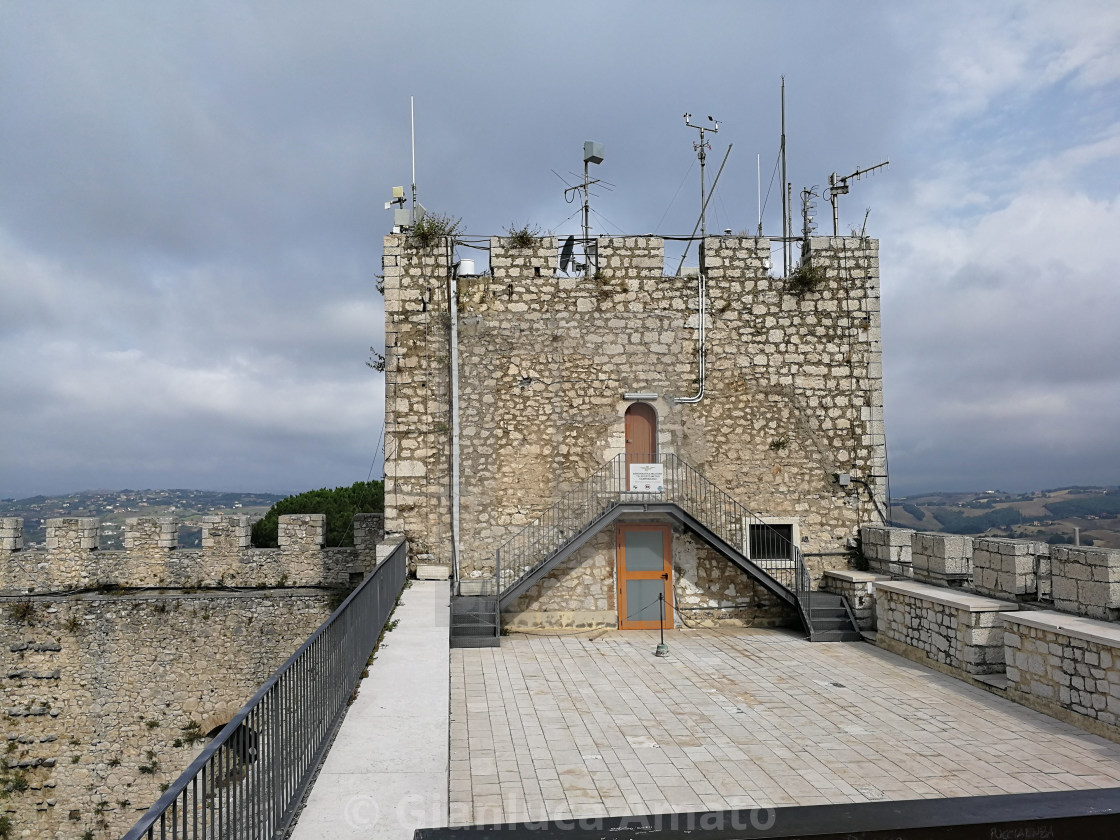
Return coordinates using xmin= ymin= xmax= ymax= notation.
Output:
xmin=780 ymin=77 xmax=787 ymax=277
xmin=699 ymin=132 xmax=707 ymax=242
xmin=675 ymin=144 xmax=733 ymax=276
xmin=410 ymin=96 xmax=418 ymax=224
xmin=684 ymin=113 xmax=719 ymax=273
xmin=825 ymin=160 xmax=889 ymax=236
xmin=582 ymin=157 xmax=590 ymax=246
xmin=829 ymin=172 xmax=840 ymax=236
xmin=757 ymin=153 xmax=762 ymax=237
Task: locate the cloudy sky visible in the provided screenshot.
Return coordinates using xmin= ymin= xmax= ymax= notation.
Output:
xmin=1 ymin=1 xmax=1117 ymax=500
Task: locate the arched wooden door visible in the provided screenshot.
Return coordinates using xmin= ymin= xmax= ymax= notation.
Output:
xmin=625 ymin=402 xmax=657 ymax=468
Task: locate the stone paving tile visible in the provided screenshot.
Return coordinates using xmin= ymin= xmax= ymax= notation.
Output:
xmin=449 ymin=627 xmax=1120 ymax=824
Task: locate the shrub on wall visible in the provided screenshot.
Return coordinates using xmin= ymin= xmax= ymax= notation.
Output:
xmin=251 ymin=481 xmax=383 ymax=548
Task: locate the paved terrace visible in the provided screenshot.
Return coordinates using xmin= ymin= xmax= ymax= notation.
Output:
xmin=450 ymin=629 xmax=1120 ymax=825
xmin=291 ymin=583 xmax=1120 ymax=838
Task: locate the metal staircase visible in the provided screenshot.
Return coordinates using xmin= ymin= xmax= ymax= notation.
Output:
xmin=449 ymin=453 xmax=861 ymax=645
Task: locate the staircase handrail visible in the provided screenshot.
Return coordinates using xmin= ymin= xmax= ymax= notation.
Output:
xmin=493 ymin=453 xmax=811 ymax=609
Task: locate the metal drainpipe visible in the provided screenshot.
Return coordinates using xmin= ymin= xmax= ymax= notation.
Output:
xmin=449 ymin=259 xmax=461 ymax=584
xmin=674 ymin=271 xmax=706 ymax=404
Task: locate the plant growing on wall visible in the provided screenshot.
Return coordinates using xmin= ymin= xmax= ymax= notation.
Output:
xmin=845 ymin=533 xmax=869 ymax=571
xmin=7 ymin=600 xmax=34 ymax=624
xmin=408 ymin=212 xmax=460 ymax=248
xmin=784 ymin=261 xmax=826 ymax=296
xmin=505 ymin=222 xmax=542 ymax=248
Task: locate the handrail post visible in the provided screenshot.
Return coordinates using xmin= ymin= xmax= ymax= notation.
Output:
xmin=495 ymin=548 xmax=501 ymax=595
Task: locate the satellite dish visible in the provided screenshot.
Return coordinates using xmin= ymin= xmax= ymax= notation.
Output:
xmin=559 ymin=236 xmax=575 ymax=274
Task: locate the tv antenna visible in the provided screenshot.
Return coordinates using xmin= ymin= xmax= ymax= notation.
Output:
xmin=684 ymin=114 xmax=719 ymax=244
xmin=825 ymin=160 xmax=889 ymax=235
xmin=562 ymin=140 xmax=604 ymax=274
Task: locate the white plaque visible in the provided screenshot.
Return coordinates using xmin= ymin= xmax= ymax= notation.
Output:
xmin=628 ymin=463 xmax=664 ymax=492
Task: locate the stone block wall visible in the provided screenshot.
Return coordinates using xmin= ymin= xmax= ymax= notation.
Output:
xmin=972 ymin=538 xmax=1050 ymax=601
xmin=1004 ymin=611 xmax=1120 ymax=735
xmin=0 ymin=517 xmax=24 ymax=551
xmin=0 ymin=514 xmax=379 ymax=593
xmin=353 ymin=513 xmax=385 ymax=554
xmin=859 ymin=526 xmax=1120 ymax=624
xmin=911 ymin=532 xmax=972 ymax=586
xmin=385 ymin=233 xmax=887 ymax=606
xmin=861 ymin=525 xmax=914 ymax=577
xmin=1 ymin=591 xmax=335 ymax=840
xmin=821 ymin=569 xmax=890 ymax=629
xmin=1051 ymin=545 xmax=1120 ymax=621
xmin=875 ymin=580 xmax=1018 ymax=674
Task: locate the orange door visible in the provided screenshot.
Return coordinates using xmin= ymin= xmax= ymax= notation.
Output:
xmin=625 ymin=402 xmax=657 ymax=469
xmin=617 ymin=524 xmax=672 ymax=629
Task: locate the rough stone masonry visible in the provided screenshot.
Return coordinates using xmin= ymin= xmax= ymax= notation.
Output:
xmin=384 ymin=234 xmax=887 ymax=627
xmin=0 ymin=513 xmax=381 ymax=839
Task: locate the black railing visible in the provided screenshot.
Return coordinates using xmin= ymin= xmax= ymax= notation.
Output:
xmin=491 ymin=454 xmax=811 ymax=623
xmin=122 ymin=539 xmax=408 ymax=840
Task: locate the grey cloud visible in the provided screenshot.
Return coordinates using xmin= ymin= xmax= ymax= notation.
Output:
xmin=1 ymin=1 xmax=1117 ymax=499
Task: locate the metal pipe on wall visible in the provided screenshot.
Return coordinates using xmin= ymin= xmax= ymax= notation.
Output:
xmin=449 ymin=256 xmax=462 ymax=582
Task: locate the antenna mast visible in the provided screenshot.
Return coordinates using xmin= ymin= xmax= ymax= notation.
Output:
xmin=562 ymin=141 xmax=604 ymax=274
xmin=410 ymin=96 xmax=418 ymax=224
xmin=684 ymin=113 xmax=719 ymax=269
xmin=757 ymin=153 xmax=762 ymax=237
xmin=825 ymin=160 xmax=889 ymax=235
xmin=780 ymin=77 xmax=788 ymax=277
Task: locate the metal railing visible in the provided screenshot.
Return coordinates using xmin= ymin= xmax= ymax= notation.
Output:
xmin=493 ymin=454 xmax=811 ymax=617
xmin=122 ymin=539 xmax=408 ymax=840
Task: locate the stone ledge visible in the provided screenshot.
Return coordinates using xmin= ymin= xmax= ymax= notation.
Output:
xmin=1002 ymin=609 xmax=1120 ymax=650
xmin=822 ymin=569 xmax=891 ymax=584
xmin=875 ymin=580 xmax=1019 ymax=613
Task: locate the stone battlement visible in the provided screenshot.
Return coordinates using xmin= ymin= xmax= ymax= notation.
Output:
xmin=861 ymin=524 xmax=1120 ymax=622
xmin=0 ymin=513 xmax=383 ymax=593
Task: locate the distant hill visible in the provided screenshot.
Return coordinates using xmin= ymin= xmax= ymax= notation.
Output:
xmin=891 ymin=485 xmax=1120 ymax=549
xmin=0 ymin=489 xmax=285 ymax=549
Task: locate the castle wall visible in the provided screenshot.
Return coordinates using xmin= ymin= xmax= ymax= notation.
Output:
xmin=0 ymin=513 xmax=381 ymax=593
xmin=2 ymin=591 xmax=334 ymax=839
xmin=384 ymin=233 xmax=885 ymax=621
xmin=0 ymin=513 xmax=384 ymax=838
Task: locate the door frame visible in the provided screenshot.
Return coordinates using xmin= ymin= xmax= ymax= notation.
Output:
xmin=616 ymin=523 xmax=673 ymax=630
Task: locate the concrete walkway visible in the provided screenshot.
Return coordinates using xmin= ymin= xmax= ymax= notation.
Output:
xmin=291 ymin=580 xmax=450 ymax=840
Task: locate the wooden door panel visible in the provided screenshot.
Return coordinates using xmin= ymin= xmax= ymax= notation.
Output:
xmin=625 ymin=403 xmax=657 ymax=466
xmin=617 ymin=524 xmax=672 ymax=630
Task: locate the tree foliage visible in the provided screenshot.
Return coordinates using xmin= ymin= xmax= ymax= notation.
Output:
xmin=931 ymin=506 xmax=1023 ymax=534
xmin=1045 ymin=494 xmax=1120 ymax=519
xmin=901 ymin=502 xmax=926 ymax=521
xmin=251 ymin=480 xmax=384 ymax=548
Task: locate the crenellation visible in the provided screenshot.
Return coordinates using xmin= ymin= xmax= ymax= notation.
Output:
xmin=278 ymin=513 xmax=325 ymax=551
xmin=1 ymin=516 xmax=24 ymax=551
xmin=200 ymin=514 xmax=251 ymax=551
xmin=45 ymin=517 xmax=99 ymax=554
xmin=0 ymin=515 xmax=382 ymax=593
